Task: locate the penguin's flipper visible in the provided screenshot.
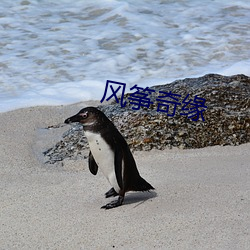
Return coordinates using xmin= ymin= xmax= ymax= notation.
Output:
xmin=88 ymin=151 xmax=98 ymax=175
xmin=114 ymin=146 xmax=124 ymax=190
xmin=105 ymin=187 xmax=118 ymax=198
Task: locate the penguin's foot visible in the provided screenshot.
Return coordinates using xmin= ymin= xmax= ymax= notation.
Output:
xmin=105 ymin=187 xmax=118 ymax=198
xmin=101 ymin=196 xmax=124 ymax=209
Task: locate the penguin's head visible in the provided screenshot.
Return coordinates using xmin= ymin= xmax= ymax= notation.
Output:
xmin=65 ymin=107 xmax=108 ymax=129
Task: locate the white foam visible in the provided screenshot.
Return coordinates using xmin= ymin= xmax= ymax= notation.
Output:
xmin=0 ymin=0 xmax=249 ymax=112
xmin=218 ymin=60 xmax=250 ymax=76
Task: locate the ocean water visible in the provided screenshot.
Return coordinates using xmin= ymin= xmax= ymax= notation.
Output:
xmin=0 ymin=0 xmax=249 ymax=112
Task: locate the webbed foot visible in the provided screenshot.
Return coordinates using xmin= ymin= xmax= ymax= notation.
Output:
xmin=101 ymin=196 xmax=124 ymax=209
xmin=105 ymin=187 xmax=118 ymax=198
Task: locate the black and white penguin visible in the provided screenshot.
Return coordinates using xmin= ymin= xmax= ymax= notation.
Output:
xmin=65 ymin=107 xmax=154 ymax=209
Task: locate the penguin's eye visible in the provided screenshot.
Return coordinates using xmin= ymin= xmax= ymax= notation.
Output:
xmin=79 ymin=112 xmax=88 ymax=119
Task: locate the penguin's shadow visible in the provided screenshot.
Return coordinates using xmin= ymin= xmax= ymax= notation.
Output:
xmin=123 ymin=191 xmax=157 ymax=208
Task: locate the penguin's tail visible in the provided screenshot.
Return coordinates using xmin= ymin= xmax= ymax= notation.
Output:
xmin=132 ymin=176 xmax=154 ymax=192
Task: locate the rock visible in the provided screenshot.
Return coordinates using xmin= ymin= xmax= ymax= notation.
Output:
xmin=43 ymin=74 xmax=250 ymax=164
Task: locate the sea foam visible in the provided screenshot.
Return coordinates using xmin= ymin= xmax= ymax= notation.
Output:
xmin=0 ymin=0 xmax=249 ymax=112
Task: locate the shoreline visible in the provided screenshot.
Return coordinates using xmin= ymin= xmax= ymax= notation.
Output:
xmin=0 ymin=102 xmax=249 ymax=249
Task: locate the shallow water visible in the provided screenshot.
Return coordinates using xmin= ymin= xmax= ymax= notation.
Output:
xmin=0 ymin=0 xmax=249 ymax=112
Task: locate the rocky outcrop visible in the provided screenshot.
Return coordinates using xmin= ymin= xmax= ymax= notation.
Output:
xmin=44 ymin=74 xmax=250 ymax=164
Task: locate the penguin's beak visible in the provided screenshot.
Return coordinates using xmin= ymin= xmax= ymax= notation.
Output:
xmin=64 ymin=114 xmax=81 ymax=124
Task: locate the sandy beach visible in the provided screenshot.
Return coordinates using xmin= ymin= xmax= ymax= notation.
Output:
xmin=0 ymin=102 xmax=249 ymax=249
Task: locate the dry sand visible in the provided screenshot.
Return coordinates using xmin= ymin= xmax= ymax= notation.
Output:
xmin=0 ymin=102 xmax=249 ymax=250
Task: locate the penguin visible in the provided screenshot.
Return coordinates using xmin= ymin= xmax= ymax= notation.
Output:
xmin=65 ymin=106 xmax=154 ymax=209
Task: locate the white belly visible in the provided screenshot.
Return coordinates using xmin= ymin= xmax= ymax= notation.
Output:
xmin=85 ymin=131 xmax=120 ymax=193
